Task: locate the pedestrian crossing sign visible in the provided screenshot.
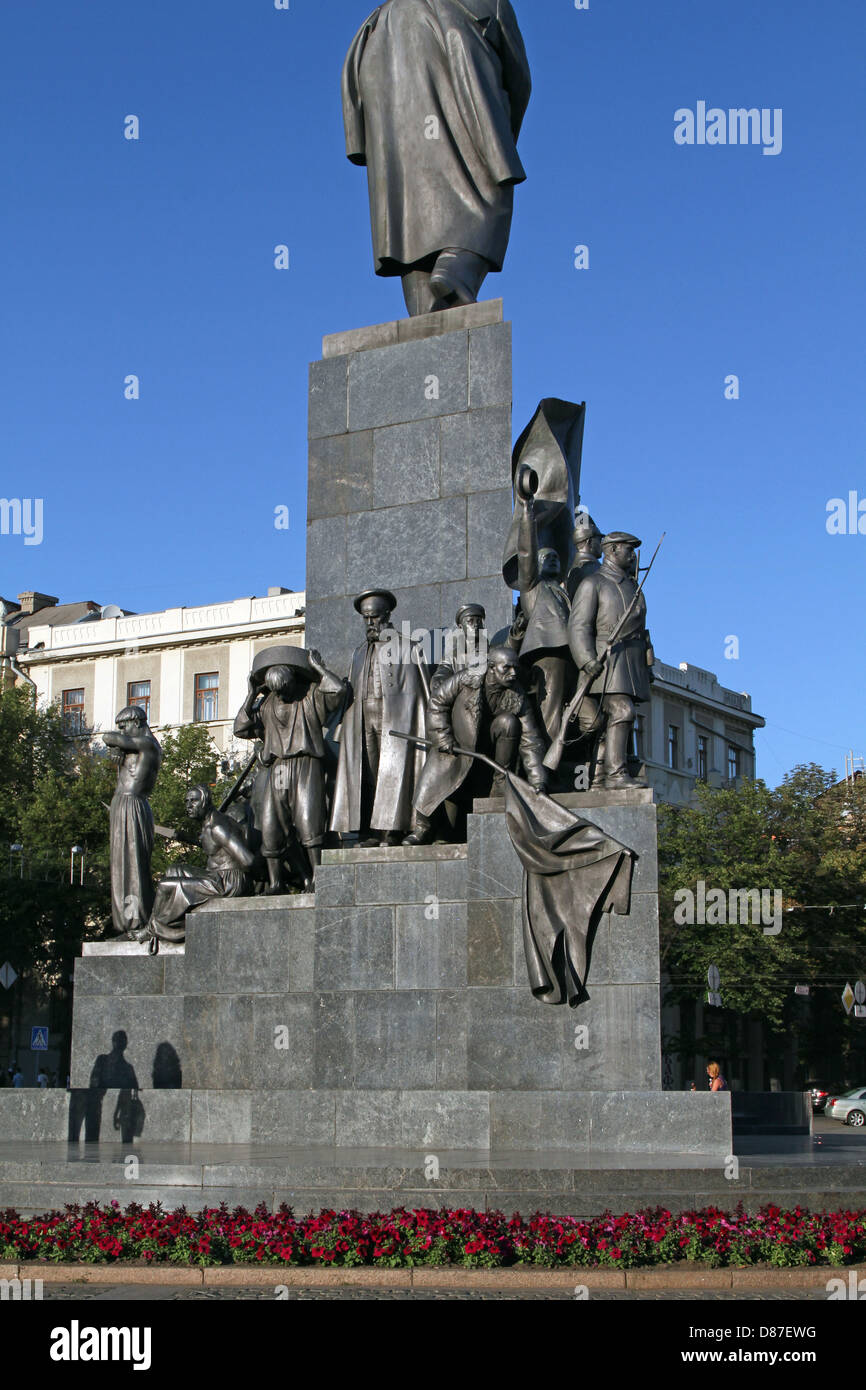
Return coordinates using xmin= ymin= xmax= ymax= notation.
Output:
xmin=30 ymin=1026 xmax=49 ymax=1051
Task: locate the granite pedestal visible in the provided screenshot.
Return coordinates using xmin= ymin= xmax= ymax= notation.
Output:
xmin=306 ymin=300 xmax=516 ymax=672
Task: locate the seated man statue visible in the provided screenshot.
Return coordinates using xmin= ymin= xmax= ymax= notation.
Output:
xmin=135 ymin=785 xmax=256 ymax=950
xmin=408 ymin=644 xmax=547 ymax=842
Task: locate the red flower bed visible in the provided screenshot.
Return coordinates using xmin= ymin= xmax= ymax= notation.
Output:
xmin=1 ymin=1202 xmax=864 ymax=1269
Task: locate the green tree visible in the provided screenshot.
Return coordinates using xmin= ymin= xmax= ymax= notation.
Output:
xmin=659 ymin=764 xmax=866 ymax=1083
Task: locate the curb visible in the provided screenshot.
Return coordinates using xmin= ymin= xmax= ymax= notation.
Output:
xmin=3 ymin=1263 xmax=863 ymax=1291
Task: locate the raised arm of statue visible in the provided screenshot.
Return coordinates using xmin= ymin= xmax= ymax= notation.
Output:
xmin=515 ymin=493 xmax=540 ymax=608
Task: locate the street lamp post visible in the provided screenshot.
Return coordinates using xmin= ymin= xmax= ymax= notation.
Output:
xmin=9 ymin=844 xmax=23 ymax=879
xmin=70 ymin=845 xmax=85 ymax=886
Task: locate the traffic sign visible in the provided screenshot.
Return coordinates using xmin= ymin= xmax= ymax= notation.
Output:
xmin=855 ymin=1006 xmax=866 ymax=1021
xmin=855 ymin=981 xmax=866 ymax=1005
xmin=794 ymin=985 xmax=810 ymax=997
xmin=706 ymin=964 xmax=722 ymax=1008
xmin=0 ymin=962 xmax=17 ymax=990
xmin=842 ymin=983 xmax=855 ymax=1016
xmin=30 ymin=1026 xmax=49 ymax=1052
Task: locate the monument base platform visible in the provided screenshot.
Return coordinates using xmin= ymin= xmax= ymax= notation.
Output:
xmin=0 ymin=1134 xmax=860 ymax=1219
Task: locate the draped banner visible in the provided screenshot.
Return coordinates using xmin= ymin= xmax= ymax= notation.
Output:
xmin=502 ymin=774 xmax=636 ymax=1008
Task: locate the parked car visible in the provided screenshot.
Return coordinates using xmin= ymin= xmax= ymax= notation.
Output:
xmin=826 ymin=1087 xmax=866 ymax=1127
xmin=807 ymin=1083 xmax=835 ymax=1114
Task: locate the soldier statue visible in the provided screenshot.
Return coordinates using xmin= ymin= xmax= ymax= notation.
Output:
xmin=512 ymin=472 xmax=574 ymax=746
xmin=567 ymin=533 xmax=653 ymax=790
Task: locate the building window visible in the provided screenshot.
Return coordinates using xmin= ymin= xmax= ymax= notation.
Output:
xmin=728 ymin=745 xmax=741 ymax=781
xmin=194 ymin=672 xmax=219 ymax=722
xmin=697 ymin=735 xmax=708 ymax=781
xmin=667 ymin=724 xmax=679 ymax=770
xmin=62 ymin=688 xmax=86 ymax=737
xmin=127 ymin=680 xmax=151 ymax=723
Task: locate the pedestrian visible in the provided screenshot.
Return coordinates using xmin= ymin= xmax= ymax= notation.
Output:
xmin=12 ymin=1066 xmax=24 ymax=1088
xmin=37 ymin=1067 xmax=48 ymax=1088
xmin=707 ymin=1061 xmax=728 ymax=1092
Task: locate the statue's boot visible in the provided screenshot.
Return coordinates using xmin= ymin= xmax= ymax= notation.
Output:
xmin=404 ymin=812 xmax=433 ymax=846
xmin=429 ymin=249 xmax=490 ymax=306
xmin=264 ymin=857 xmax=286 ymax=895
xmin=303 ymin=846 xmax=321 ymax=893
xmin=602 ymin=721 xmax=646 ymax=790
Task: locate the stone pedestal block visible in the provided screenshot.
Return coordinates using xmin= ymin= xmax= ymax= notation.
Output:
xmin=306 ymin=300 xmax=515 ymax=674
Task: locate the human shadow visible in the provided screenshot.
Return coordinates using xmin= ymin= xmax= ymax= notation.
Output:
xmin=152 ymin=1041 xmax=182 ymax=1089
xmin=68 ymin=1030 xmax=143 ymax=1144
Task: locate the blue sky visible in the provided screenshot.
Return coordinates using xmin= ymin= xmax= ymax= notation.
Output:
xmin=1 ymin=0 xmax=863 ymax=784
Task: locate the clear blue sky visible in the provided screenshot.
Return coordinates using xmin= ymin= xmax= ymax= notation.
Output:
xmin=1 ymin=0 xmax=863 ymax=784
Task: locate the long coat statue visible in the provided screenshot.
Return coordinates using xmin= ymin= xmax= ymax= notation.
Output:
xmin=342 ymin=0 xmax=532 ymax=315
xmin=331 ymin=617 xmax=431 ymax=838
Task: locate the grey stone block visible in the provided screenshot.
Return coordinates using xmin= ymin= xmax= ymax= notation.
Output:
xmin=70 ymin=996 xmax=184 ymax=1091
xmin=306 ymin=515 xmax=347 ymax=600
xmin=353 ymin=993 xmax=438 ymax=1088
xmin=558 ymin=984 xmax=661 ymax=1092
xmin=355 ymin=860 xmax=438 ymax=905
xmin=251 ymin=1091 xmax=336 ymax=1146
xmin=74 ymin=956 xmax=165 ymax=997
xmin=386 ymin=583 xmax=444 ymax=636
xmin=467 ymin=900 xmax=516 ymax=987
xmin=467 ymin=812 xmax=522 ymax=900
xmin=440 ymin=407 xmax=511 ymax=498
xmin=183 ymin=919 xmax=229 ymax=995
xmin=336 ymin=1091 xmax=402 ymax=1146
xmin=323 ymin=320 xmax=399 ymax=358
xmin=0 ymin=1092 xmax=70 ymax=1142
xmin=181 ymin=996 xmax=254 ymax=1090
xmin=191 ymin=1091 xmax=252 ymax=1144
xmin=303 ymin=597 xmax=355 ymax=681
xmin=437 ymin=856 xmax=468 ymax=903
xmin=307 ymin=431 xmax=374 ymax=520
xmin=589 ymin=1092 xmax=731 ymax=1156
xmin=313 ymin=907 xmax=394 ymax=990
xmin=400 ymin=1091 xmax=490 ymax=1148
xmin=288 ymin=910 xmax=316 ymax=991
xmin=469 ymin=322 xmax=512 ymax=409
xmin=396 ymin=298 xmax=503 ymax=343
xmin=308 ymin=357 xmax=348 ymax=439
xmin=396 ymin=903 xmax=467 ymax=989
xmin=253 ymin=996 xmax=315 ymax=1089
xmin=607 ymin=892 xmax=660 ymax=985
xmin=490 ymin=1092 xmax=592 ymax=1151
xmin=466 ymin=990 xmax=566 ymax=1091
xmin=468 ymin=488 xmax=514 ymax=578
xmin=373 ymin=418 xmax=440 ymax=508
xmin=314 ymin=864 xmax=355 ymax=908
xmin=435 ymin=991 xmax=468 ymax=1089
xmin=311 ymin=994 xmax=356 ymax=1088
xmin=217 ymin=918 xmax=291 ymax=994
xmin=346 ymin=497 xmax=467 ymax=592
xmin=348 ymin=333 xmax=469 ymax=431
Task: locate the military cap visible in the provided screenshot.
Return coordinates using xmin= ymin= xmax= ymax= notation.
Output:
xmin=455 ymin=602 xmax=486 ymax=625
xmin=602 ymin=532 xmax=642 ymax=549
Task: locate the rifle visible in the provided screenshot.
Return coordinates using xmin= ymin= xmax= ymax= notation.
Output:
xmin=389 ymin=731 xmax=560 ymax=814
xmin=543 ymin=533 xmax=665 ymax=772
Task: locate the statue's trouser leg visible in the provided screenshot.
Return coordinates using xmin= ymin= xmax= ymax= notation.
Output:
xmin=361 ymin=701 xmax=382 ymax=838
xmin=601 ymin=695 xmax=636 ymax=781
xmin=533 ymin=653 xmax=571 ymax=745
xmin=402 ymin=270 xmax=444 ymax=317
xmin=490 ymin=713 xmax=521 ymax=787
xmin=260 ymin=769 xmax=289 ymax=889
